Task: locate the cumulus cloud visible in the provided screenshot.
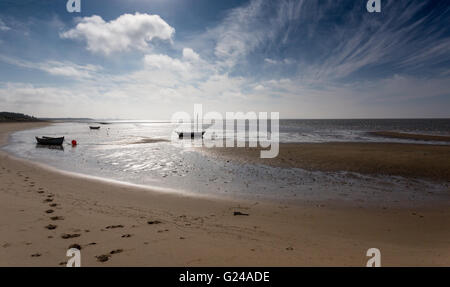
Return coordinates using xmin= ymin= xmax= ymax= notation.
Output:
xmin=60 ymin=13 xmax=175 ymax=55
xmin=144 ymin=54 xmax=188 ymax=72
xmin=182 ymin=48 xmax=200 ymax=62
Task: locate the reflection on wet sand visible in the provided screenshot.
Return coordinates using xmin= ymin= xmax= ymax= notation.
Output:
xmin=36 ymin=144 xmax=64 ymax=151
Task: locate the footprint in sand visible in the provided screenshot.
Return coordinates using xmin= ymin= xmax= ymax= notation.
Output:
xmin=105 ymin=225 xmax=124 ymax=229
xmin=31 ymin=253 xmax=41 ymax=257
xmin=37 ymin=190 xmax=44 ymax=194
xmin=50 ymin=216 xmax=64 ymax=221
xmin=69 ymin=244 xmax=82 ymax=250
xmin=49 ymin=203 xmax=58 ymax=207
xmin=110 ymin=249 xmax=123 ymax=255
xmin=45 ymin=224 xmax=57 ymax=230
xmin=96 ymin=255 xmax=110 ymax=262
xmin=61 ymin=233 xmax=81 ymax=239
xmin=43 ymin=198 xmax=53 ymax=203
xmin=121 ymin=234 xmax=132 ymax=238
xmin=96 ymin=249 xmax=124 ymax=263
xmin=45 ymin=209 xmax=54 ymax=214
xmin=147 ymin=220 xmax=162 ymax=225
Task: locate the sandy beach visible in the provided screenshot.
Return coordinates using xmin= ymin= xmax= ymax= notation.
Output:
xmin=1 ymin=122 xmax=450 ymax=266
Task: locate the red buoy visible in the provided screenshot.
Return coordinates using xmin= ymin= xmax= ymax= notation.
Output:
xmin=71 ymin=140 xmax=77 ymax=146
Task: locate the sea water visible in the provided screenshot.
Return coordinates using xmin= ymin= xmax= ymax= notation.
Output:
xmin=3 ymin=119 xmax=450 ymax=206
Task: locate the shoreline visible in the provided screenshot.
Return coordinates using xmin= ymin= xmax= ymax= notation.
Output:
xmin=1 ymin=122 xmax=450 ymax=266
xmin=369 ymin=131 xmax=450 ymax=142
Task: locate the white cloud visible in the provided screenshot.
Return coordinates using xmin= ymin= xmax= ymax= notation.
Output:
xmin=182 ymin=48 xmax=200 ymax=62
xmin=209 ymin=0 xmax=305 ymax=68
xmin=264 ymin=58 xmax=278 ymax=65
xmin=60 ymin=13 xmax=175 ymax=55
xmin=264 ymin=58 xmax=295 ymax=65
xmin=144 ymin=54 xmax=188 ymax=72
xmin=0 ymin=55 xmax=101 ymax=79
xmin=0 ymin=18 xmax=10 ymax=31
xmin=2 ymin=0 xmax=449 ymax=119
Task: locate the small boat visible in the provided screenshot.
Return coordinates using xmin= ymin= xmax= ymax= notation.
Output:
xmin=35 ymin=136 xmax=64 ymax=145
xmin=89 ymin=126 xmax=100 ymax=130
xmin=176 ymin=131 xmax=205 ymax=139
xmin=177 ymin=114 xmax=205 ymax=139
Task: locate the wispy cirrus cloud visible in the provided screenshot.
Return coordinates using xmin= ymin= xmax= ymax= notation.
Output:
xmin=0 ymin=18 xmax=10 ymax=31
xmin=207 ymin=0 xmax=305 ymax=68
xmin=294 ymin=1 xmax=450 ymax=82
xmin=0 ymin=55 xmax=101 ymax=79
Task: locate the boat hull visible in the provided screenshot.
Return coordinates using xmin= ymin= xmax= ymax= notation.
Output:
xmin=35 ymin=136 xmax=64 ymax=145
xmin=177 ymin=131 xmax=205 ymax=139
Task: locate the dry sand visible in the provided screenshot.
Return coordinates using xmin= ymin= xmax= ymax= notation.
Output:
xmin=1 ymin=122 xmax=450 ymax=266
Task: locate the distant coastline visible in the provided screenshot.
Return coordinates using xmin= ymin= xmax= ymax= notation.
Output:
xmin=0 ymin=112 xmax=41 ymax=122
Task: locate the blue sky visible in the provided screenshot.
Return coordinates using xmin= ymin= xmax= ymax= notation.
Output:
xmin=0 ymin=0 xmax=449 ymax=119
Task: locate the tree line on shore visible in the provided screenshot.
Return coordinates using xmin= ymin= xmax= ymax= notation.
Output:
xmin=0 ymin=112 xmax=41 ymax=122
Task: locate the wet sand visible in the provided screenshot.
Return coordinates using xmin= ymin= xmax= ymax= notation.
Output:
xmin=1 ymin=123 xmax=450 ymax=266
xmin=370 ymin=131 xmax=450 ymax=142
xmin=204 ymin=143 xmax=450 ymax=182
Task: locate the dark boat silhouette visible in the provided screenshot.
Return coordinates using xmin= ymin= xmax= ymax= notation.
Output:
xmin=176 ymin=114 xmax=205 ymax=139
xmin=35 ymin=136 xmax=64 ymax=145
xmin=176 ymin=131 xmax=205 ymax=139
